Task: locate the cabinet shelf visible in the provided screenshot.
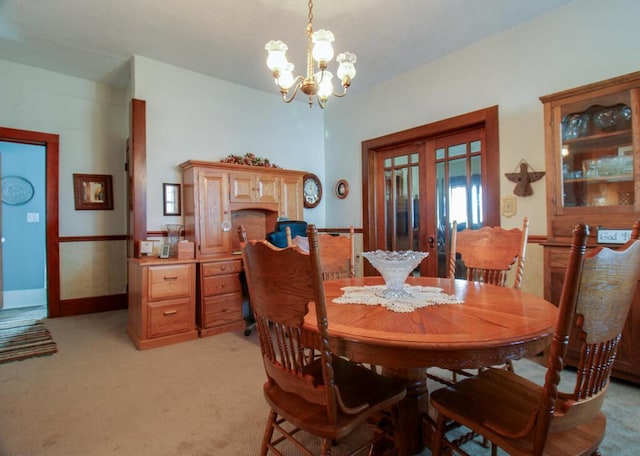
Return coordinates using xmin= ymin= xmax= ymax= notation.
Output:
xmin=564 ymin=174 xmax=633 ymax=184
xmin=563 ymin=129 xmax=631 ymax=149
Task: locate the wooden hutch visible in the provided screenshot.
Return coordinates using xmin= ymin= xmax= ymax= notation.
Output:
xmin=540 ymin=71 xmax=640 ymax=383
xmin=180 ymin=160 xmax=305 ymax=337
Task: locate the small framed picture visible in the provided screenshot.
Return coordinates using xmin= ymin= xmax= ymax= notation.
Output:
xmin=159 ymin=244 xmax=171 ymax=258
xmin=163 ymin=183 xmax=181 ymax=216
xmin=73 ymin=174 xmax=113 ymax=210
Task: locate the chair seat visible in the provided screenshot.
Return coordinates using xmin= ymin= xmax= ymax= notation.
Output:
xmin=430 ymin=368 xmax=606 ymax=456
xmin=264 ymin=357 xmax=406 ymax=440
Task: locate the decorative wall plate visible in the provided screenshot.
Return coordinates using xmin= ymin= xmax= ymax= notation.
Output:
xmin=2 ymin=176 xmax=35 ymax=206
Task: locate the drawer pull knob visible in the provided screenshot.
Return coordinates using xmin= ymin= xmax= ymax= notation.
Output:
xmin=163 ymin=275 xmax=178 ymax=281
xmin=164 ymin=310 xmax=178 ymax=316
xmin=220 ymin=266 xmax=227 ymax=271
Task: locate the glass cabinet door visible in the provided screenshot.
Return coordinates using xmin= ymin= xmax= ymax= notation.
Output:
xmin=559 ymin=91 xmax=634 ymax=210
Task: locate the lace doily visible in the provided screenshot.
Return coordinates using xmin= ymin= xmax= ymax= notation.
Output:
xmin=332 ymin=285 xmax=463 ymax=313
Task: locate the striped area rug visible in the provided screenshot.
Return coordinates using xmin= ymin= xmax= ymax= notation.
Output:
xmin=0 ymin=316 xmax=58 ymax=364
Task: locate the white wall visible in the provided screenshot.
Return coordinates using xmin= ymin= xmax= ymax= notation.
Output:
xmin=324 ymin=0 xmax=640 ymax=232
xmin=323 ymin=0 xmax=640 ymax=296
xmin=0 ymin=60 xmax=129 ymax=235
xmin=131 ymin=56 xmax=327 ymax=230
xmin=0 ymin=59 xmax=129 ymax=299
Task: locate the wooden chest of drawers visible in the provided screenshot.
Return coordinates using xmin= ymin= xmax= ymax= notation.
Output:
xmin=197 ymin=257 xmax=246 ymax=337
xmin=127 ymin=258 xmax=198 ymax=350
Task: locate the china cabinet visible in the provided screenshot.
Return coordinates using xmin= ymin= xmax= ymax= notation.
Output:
xmin=127 ymin=258 xmax=198 ymax=350
xmin=541 ymin=71 xmax=640 ymax=383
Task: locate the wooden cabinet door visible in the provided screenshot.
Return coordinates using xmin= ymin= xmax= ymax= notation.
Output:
xmin=197 ymin=170 xmax=230 ymax=256
xmin=255 ymin=173 xmax=280 ymax=204
xmin=229 ymin=172 xmax=254 ymax=203
xmin=230 ymin=171 xmax=280 ymax=204
xmin=281 ymin=175 xmax=303 ymax=220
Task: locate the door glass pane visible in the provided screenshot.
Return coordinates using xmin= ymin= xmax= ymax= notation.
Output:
xmin=384 ymin=169 xmax=393 ymax=250
xmin=470 ymin=155 xmax=483 ymax=228
xmin=470 ymin=140 xmax=481 ymax=153
xmin=435 ymin=162 xmax=447 ymax=276
xmin=449 ymin=158 xmax=468 ymax=229
xmin=448 ymin=143 xmax=467 ymax=157
xmin=411 ymin=164 xmax=420 ymax=251
xmin=396 ymin=167 xmax=410 ymax=250
xmin=436 ymin=147 xmax=445 ymax=160
xmin=395 ymin=155 xmax=408 ymax=166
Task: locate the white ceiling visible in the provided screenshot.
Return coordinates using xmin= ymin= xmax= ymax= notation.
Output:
xmin=0 ymin=0 xmax=574 ymax=95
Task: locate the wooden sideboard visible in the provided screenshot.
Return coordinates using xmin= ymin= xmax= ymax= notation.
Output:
xmin=127 ymin=257 xmax=198 ymax=350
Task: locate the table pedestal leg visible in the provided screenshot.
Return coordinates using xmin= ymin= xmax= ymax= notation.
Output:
xmin=382 ymin=366 xmax=429 ymax=455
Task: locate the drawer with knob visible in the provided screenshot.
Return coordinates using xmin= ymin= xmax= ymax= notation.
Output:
xmin=127 ymin=258 xmax=198 ymax=350
xmin=197 ymin=258 xmax=246 ymax=337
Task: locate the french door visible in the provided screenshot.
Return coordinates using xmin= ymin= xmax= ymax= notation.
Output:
xmin=362 ymin=107 xmax=500 ymax=278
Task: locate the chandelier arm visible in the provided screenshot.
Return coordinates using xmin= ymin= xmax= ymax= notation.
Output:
xmin=315 ymin=93 xmax=327 ymax=109
xmin=281 ymin=77 xmax=306 ymax=104
xmin=332 ymin=85 xmax=349 ymax=98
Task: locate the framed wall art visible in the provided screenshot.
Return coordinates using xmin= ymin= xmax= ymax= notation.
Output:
xmin=73 ymin=173 xmax=113 ymax=210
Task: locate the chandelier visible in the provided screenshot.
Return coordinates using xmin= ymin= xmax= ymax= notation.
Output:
xmin=264 ymin=0 xmax=356 ymax=109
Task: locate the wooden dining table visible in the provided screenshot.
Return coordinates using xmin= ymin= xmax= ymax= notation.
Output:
xmin=303 ymin=276 xmax=559 ymax=456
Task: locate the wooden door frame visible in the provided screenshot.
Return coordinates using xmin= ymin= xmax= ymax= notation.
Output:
xmin=0 ymin=127 xmax=60 ymax=316
xmin=361 ymin=106 xmax=500 ymax=274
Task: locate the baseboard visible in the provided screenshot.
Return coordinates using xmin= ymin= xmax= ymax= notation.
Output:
xmin=57 ymin=293 xmax=127 ymax=317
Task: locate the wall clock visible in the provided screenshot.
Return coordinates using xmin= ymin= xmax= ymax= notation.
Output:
xmin=303 ymin=173 xmax=322 ymax=208
xmin=335 ymin=179 xmax=349 ymax=199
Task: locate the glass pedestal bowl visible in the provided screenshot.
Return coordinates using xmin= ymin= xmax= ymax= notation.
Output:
xmin=362 ymin=250 xmax=429 ymax=299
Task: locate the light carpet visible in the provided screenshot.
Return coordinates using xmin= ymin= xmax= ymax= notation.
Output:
xmin=0 ymin=309 xmax=637 ymax=455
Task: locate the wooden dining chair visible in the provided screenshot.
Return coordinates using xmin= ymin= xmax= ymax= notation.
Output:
xmin=287 ymin=225 xmax=356 ymax=280
xmin=241 ymin=224 xmax=406 ymax=456
xmin=429 ymin=221 xmax=640 ymax=456
xmin=449 ymin=217 xmax=529 ymax=289
xmin=428 ymin=217 xmax=530 ymax=389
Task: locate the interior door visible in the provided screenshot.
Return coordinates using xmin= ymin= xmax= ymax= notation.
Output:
xmin=375 ymin=144 xmax=434 ymax=276
xmin=372 ymin=127 xmax=488 ymax=278
xmin=430 ymin=128 xmax=487 ymax=277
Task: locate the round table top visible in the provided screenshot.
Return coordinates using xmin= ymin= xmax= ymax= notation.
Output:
xmin=304 ymin=276 xmax=558 ymax=370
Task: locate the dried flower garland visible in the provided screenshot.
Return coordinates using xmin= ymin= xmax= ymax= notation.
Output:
xmin=219 ymin=153 xmax=280 ymax=168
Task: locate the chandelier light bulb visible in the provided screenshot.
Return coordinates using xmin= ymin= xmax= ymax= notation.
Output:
xmin=265 ymin=40 xmax=288 ymax=72
xmin=336 ymin=52 xmax=356 ymax=85
xmin=316 ymin=70 xmax=334 ymax=101
xmin=277 ymin=63 xmax=295 ymax=89
xmin=311 ymin=29 xmax=335 ymax=65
